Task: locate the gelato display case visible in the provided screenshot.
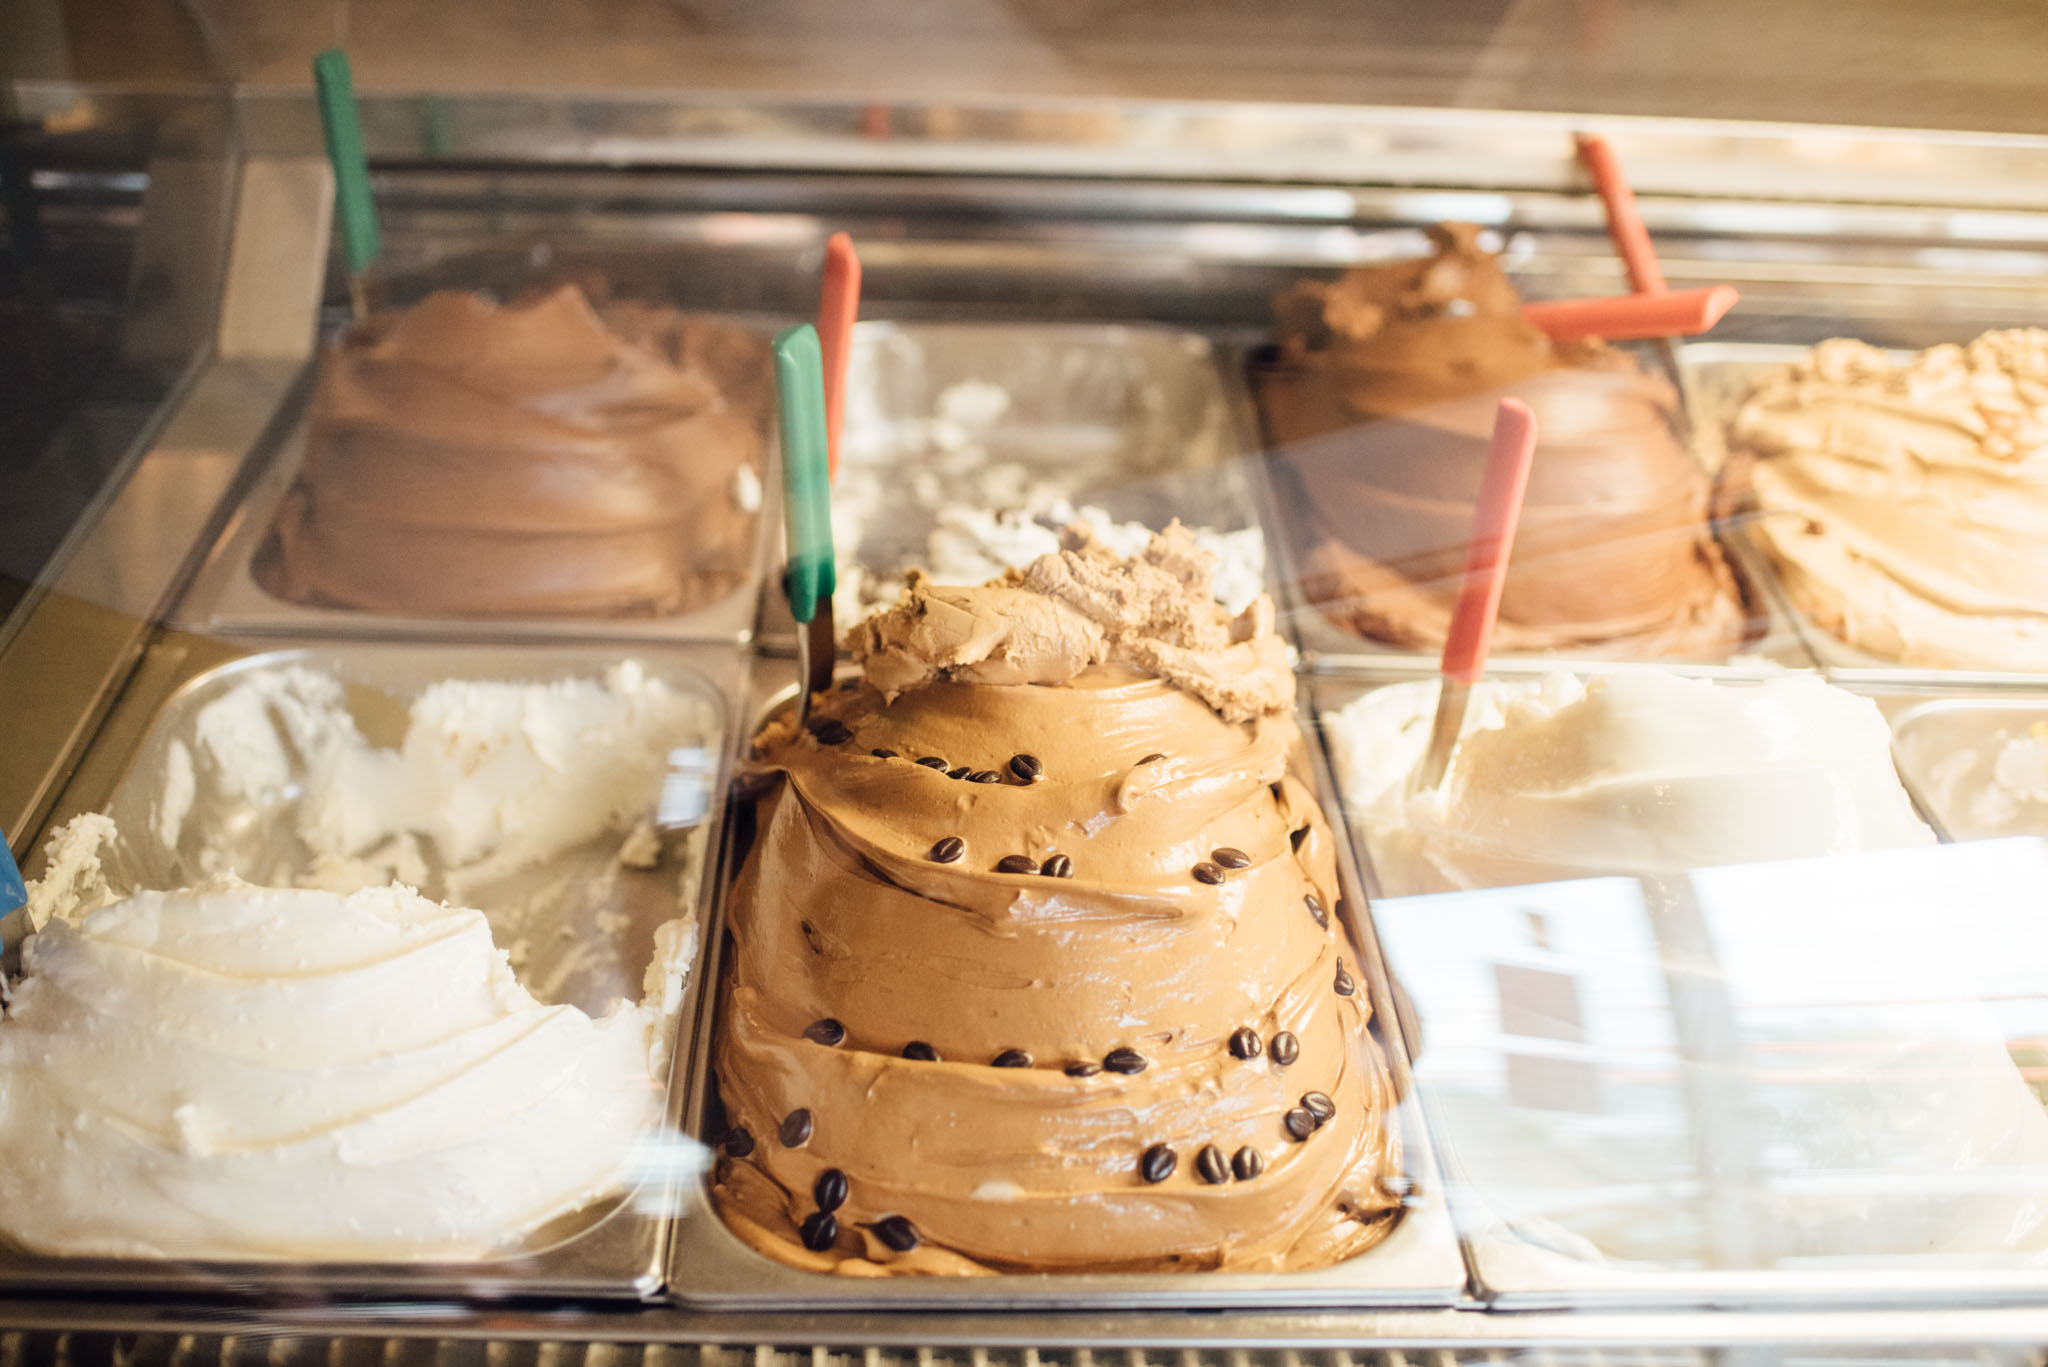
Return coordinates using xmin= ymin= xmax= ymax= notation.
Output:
xmin=12 ymin=17 xmax=2048 ymax=1360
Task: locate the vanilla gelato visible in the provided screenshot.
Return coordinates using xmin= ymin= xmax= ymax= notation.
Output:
xmin=1729 ymin=330 xmax=2048 ymax=670
xmin=1325 ymin=670 xmax=1935 ymax=896
xmin=0 ymin=867 xmax=694 ymax=1260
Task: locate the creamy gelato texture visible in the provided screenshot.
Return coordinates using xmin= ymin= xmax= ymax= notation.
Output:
xmin=1729 ymin=330 xmax=2048 ymax=669
xmin=1325 ymin=670 xmax=1935 ymax=896
xmin=1257 ymin=223 xmax=1744 ymax=657
xmin=0 ymin=863 xmax=692 ymax=1260
xmin=715 ymin=527 xmax=1402 ymax=1274
xmin=260 ymin=284 xmax=769 ymax=619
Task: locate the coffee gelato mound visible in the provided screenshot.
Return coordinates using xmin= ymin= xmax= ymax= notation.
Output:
xmin=259 ymin=284 xmax=769 ymax=619
xmin=1256 ymin=223 xmax=1746 ymax=658
xmin=713 ymin=526 xmax=1403 ymax=1275
xmin=1727 ymin=330 xmax=2048 ymax=670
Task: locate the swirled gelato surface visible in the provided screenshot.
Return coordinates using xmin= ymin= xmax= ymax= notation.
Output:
xmin=1325 ymin=670 xmax=1934 ymax=897
xmin=259 ymin=284 xmax=770 ymax=618
xmin=713 ymin=527 xmax=1402 ymax=1274
xmin=0 ymin=873 xmax=688 ymax=1261
xmin=1256 ymin=224 xmax=1744 ymax=657
xmin=1728 ymin=330 xmax=2048 ymax=669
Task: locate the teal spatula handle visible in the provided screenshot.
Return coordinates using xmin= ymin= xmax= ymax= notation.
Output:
xmin=773 ymin=324 xmax=836 ymax=625
xmin=313 ymin=49 xmax=381 ymax=280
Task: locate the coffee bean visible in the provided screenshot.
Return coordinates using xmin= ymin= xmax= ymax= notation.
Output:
xmin=779 ymin=1108 xmax=814 ymax=1148
xmin=1192 ymin=862 xmax=1225 ymax=885
xmin=902 ymin=1040 xmax=939 ymax=1061
xmin=800 ymin=1210 xmax=838 ymax=1252
xmin=1336 ymin=897 xmax=1354 ymax=926
xmin=1284 ymin=1107 xmax=1317 ymax=1141
xmin=916 ymin=756 xmax=948 ymax=770
xmin=1290 ymin=826 xmax=1311 ymax=851
xmin=1334 ymin=962 xmax=1356 ymax=996
xmin=814 ymin=1168 xmax=849 ymax=1212
xmin=1212 ymin=847 xmax=1251 ymax=869
xmin=809 ymin=719 xmax=852 ymax=746
xmin=947 ymin=766 xmax=971 ymax=781
xmin=1041 ymin=853 xmax=1074 ymax=878
xmin=1103 ymin=1047 xmax=1148 ymax=1075
xmin=721 ymin=1126 xmax=755 ymax=1158
xmin=1302 ymin=1091 xmax=1336 ymax=1124
xmin=929 ymin=836 xmax=965 ymax=863
xmin=1229 ymin=1027 xmax=1262 ymax=1060
xmin=804 ymin=1018 xmax=846 ymax=1046
xmin=871 ymin=1215 xmax=921 ymax=1252
xmin=969 ymin=770 xmax=1003 ymax=784
xmin=1064 ymin=1061 xmax=1102 ymax=1078
xmin=1304 ymin=893 xmax=1329 ymax=929
xmin=1009 ymin=754 xmax=1043 ymax=782
xmin=1232 ymin=1147 xmax=1265 ymax=1181
xmin=1195 ymin=1144 xmax=1231 ymax=1185
xmin=1138 ymin=753 xmax=1166 ymax=765
xmin=1270 ymin=1031 xmax=1300 ymax=1067
xmin=1140 ymin=1143 xmax=1177 ymax=1183
xmin=992 ymin=1049 xmax=1032 ymax=1068
xmin=995 ymin=854 xmax=1038 ymax=875
xmin=872 ymin=747 xmax=898 ymax=759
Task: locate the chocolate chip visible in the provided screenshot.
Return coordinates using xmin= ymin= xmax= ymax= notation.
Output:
xmin=995 ymin=854 xmax=1038 ymax=874
xmin=902 ymin=1041 xmax=940 ymax=1062
xmin=1140 ymin=1143 xmax=1177 ymax=1183
xmin=992 ymin=1049 xmax=1032 ymax=1068
xmin=803 ymin=1018 xmax=846 ymax=1046
xmin=1334 ymin=962 xmax=1356 ymax=996
xmin=1192 ymin=862 xmax=1225 ymax=885
xmin=1138 ymin=753 xmax=1166 ymax=765
xmin=1270 ymin=1031 xmax=1300 ymax=1066
xmin=1302 ymin=1091 xmax=1336 ymax=1124
xmin=870 ymin=1214 xmax=921 ymax=1252
xmin=810 ymin=719 xmax=852 ymax=746
xmin=1009 ymin=754 xmax=1042 ymax=782
xmin=1284 ymin=1108 xmax=1317 ymax=1141
xmin=1290 ymin=825 xmax=1311 ymax=851
xmin=916 ymin=756 xmax=948 ymax=770
xmin=721 ymin=1126 xmax=755 ymax=1158
xmin=1195 ymin=1144 xmax=1231 ymax=1185
xmin=1233 ymin=1146 xmax=1265 ymax=1181
xmin=1103 ymin=1047 xmax=1148 ymax=1075
xmin=871 ymin=747 xmax=898 ymax=759
xmin=946 ymin=766 xmax=971 ymax=780
xmin=1064 ymin=1061 xmax=1102 ymax=1078
xmin=969 ymin=770 xmax=1003 ymax=784
xmin=779 ymin=1108 xmax=814 ymax=1148
xmin=1304 ymin=893 xmax=1329 ymax=929
xmin=1212 ymin=847 xmax=1251 ymax=869
xmin=800 ymin=1210 xmax=838 ymax=1252
xmin=1229 ymin=1027 xmax=1262 ymax=1060
xmin=814 ymin=1168 xmax=849 ymax=1212
xmin=929 ymin=836 xmax=965 ymax=863
xmin=1041 ymin=853 xmax=1074 ymax=878
xmin=1336 ymin=897 xmax=1354 ymax=926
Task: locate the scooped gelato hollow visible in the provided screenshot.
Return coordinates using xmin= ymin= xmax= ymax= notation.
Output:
xmin=1727 ymin=330 xmax=2048 ymax=670
xmin=1256 ymin=223 xmax=1745 ymax=657
xmin=713 ymin=524 xmax=1403 ymax=1274
xmin=0 ymin=836 xmax=696 ymax=1262
xmin=258 ymin=284 xmax=770 ymax=619
xmin=1324 ymin=670 xmax=1935 ymax=897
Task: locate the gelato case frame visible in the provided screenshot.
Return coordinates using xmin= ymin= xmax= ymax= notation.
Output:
xmin=6 ymin=80 xmax=2048 ymax=1361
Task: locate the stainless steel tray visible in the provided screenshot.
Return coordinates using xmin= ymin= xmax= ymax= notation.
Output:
xmin=1308 ymin=669 xmax=2048 ymax=1309
xmin=1864 ymin=688 xmax=2048 ymax=848
xmin=663 ymin=661 xmax=1468 ymax=1310
xmin=758 ymin=322 xmax=1289 ymax=653
xmin=1680 ymin=340 xmax=2048 ymax=690
xmin=171 ymin=350 xmax=774 ymax=646
xmin=1252 ymin=340 xmax=1816 ymax=677
xmin=8 ymin=638 xmax=744 ymax=1300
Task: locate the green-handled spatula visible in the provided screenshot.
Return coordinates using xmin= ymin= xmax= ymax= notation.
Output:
xmin=313 ymin=48 xmax=383 ymax=321
xmin=774 ymin=324 xmax=837 ymax=722
xmin=1 ymin=829 xmax=31 ymax=979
